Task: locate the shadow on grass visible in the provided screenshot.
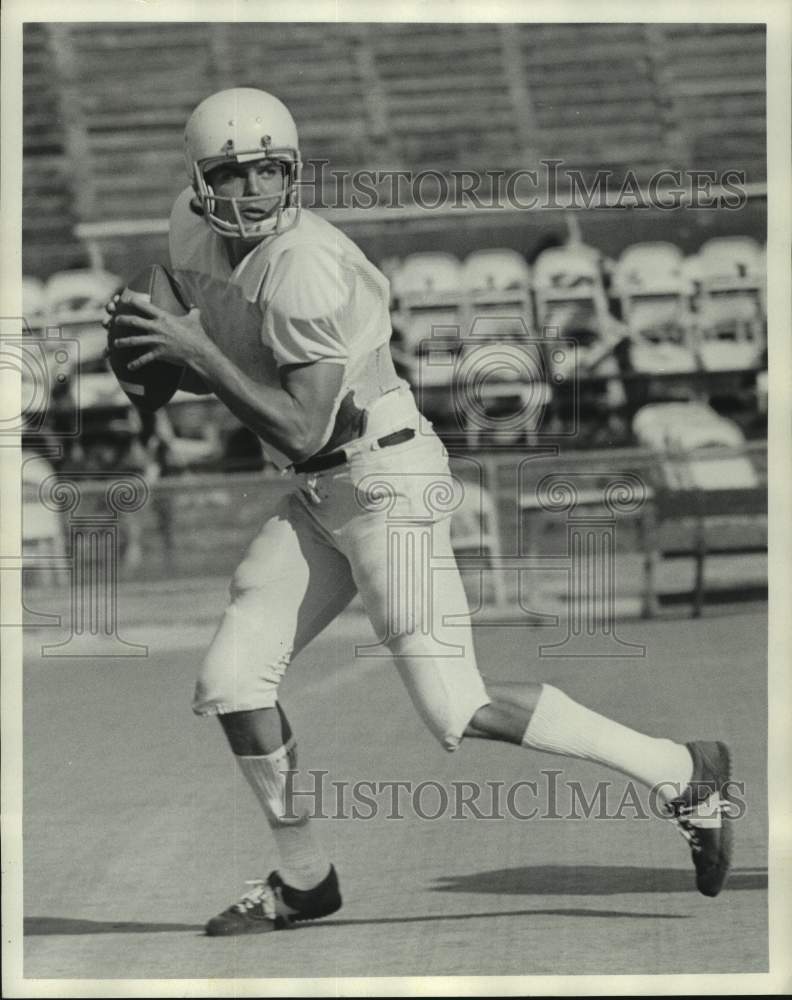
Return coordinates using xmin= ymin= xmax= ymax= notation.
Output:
xmin=431 ymin=864 xmax=768 ymax=896
xmin=25 ymin=865 xmax=767 ymax=937
xmin=26 ymin=906 xmax=687 ymax=938
xmin=25 ymin=917 xmax=204 ymax=936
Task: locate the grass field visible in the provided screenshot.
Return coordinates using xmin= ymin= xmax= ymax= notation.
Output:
xmin=22 ymin=598 xmax=767 ymax=980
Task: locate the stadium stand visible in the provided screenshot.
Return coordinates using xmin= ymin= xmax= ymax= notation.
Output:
xmin=653 ymin=23 xmax=767 ymax=183
xmin=372 ymin=24 xmax=519 ymax=167
xmin=49 ymin=23 xmax=212 ymax=224
xmin=516 ymin=23 xmax=669 ymax=177
xmin=23 ymin=218 xmax=767 ymax=461
xmin=213 ymin=23 xmax=372 ymax=168
xmin=22 ymin=25 xmax=85 ymax=275
xmin=21 ymin=23 xmax=767 ymax=278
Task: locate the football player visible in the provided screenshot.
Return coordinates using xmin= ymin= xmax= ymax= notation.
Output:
xmin=107 ymin=88 xmax=734 ymax=935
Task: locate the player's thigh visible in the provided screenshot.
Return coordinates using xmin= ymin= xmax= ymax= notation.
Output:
xmin=196 ymin=493 xmax=356 ymax=714
xmin=342 ymin=456 xmax=490 ymax=749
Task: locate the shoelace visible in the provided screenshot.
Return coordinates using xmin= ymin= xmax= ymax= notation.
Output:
xmin=672 ymin=815 xmax=703 ymax=853
xmin=232 ymin=879 xmax=280 ymax=920
xmin=669 ymin=794 xmax=728 ymax=854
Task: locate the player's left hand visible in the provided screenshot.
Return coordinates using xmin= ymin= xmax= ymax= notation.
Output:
xmin=108 ymin=290 xmax=215 ymax=372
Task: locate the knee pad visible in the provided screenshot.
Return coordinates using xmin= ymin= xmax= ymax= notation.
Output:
xmin=193 ymin=605 xmax=290 ymax=716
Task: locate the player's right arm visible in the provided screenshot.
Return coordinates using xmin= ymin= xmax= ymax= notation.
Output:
xmin=195 ymin=242 xmax=354 ymax=460
xmin=206 ymin=355 xmax=345 ymax=462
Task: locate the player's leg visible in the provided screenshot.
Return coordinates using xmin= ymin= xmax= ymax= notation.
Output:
xmin=462 ymin=684 xmax=732 ymax=897
xmin=463 ymin=679 xmax=695 ymax=799
xmin=339 ymin=449 xmax=492 ymax=752
xmin=195 ymin=492 xmax=356 ymax=933
xmin=441 ymin=523 xmax=732 ymax=896
xmin=347 ymin=461 xmax=731 ymax=895
xmin=348 ymin=504 xmax=692 ymax=792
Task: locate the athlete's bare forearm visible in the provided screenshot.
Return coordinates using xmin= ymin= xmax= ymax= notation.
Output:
xmin=193 ymin=342 xmax=340 ymax=462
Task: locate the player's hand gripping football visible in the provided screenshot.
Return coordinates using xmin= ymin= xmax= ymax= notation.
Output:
xmin=104 ymin=290 xmax=214 ymax=373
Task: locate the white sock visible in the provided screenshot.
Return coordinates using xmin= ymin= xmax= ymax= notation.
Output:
xmin=522 ymin=684 xmax=693 ymax=803
xmin=236 ymin=740 xmax=331 ymax=891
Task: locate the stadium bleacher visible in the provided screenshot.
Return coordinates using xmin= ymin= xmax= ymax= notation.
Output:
xmin=22 ymin=25 xmax=84 ymax=275
xmin=21 ymin=22 xmax=766 ymax=277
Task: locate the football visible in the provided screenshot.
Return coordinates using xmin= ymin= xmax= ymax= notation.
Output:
xmin=107 ymin=264 xmax=188 ymax=412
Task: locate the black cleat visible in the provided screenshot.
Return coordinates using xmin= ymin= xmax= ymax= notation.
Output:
xmin=666 ymin=741 xmax=734 ymax=898
xmin=205 ymin=865 xmax=341 ymax=937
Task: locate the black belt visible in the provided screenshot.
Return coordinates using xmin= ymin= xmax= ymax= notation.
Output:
xmin=294 ymin=427 xmax=415 ymax=475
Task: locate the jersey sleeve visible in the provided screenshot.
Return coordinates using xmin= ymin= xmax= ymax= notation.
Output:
xmin=261 ymin=244 xmax=351 ymax=368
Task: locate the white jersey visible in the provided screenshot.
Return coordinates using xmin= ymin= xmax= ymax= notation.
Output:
xmin=168 ymin=189 xmax=406 ymax=465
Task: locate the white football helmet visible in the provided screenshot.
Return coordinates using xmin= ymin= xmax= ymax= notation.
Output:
xmin=184 ymin=88 xmax=301 ymax=239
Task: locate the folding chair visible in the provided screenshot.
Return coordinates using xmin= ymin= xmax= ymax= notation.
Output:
xmin=462 ymin=249 xmax=531 ymax=303
xmin=23 ymin=275 xmax=47 ymax=331
xmin=693 ymin=237 xmax=765 ymax=371
xmin=390 ymin=253 xmax=464 ymax=393
xmin=757 ymin=244 xmax=767 ymax=318
xmin=614 ymin=242 xmax=697 ymax=374
xmin=391 ymin=252 xmax=463 ymax=306
xmin=44 ymin=268 xmax=122 ymax=327
xmin=461 ymin=369 xmax=552 ymax=449
xmin=532 ymin=244 xmax=612 ymax=376
xmin=633 ymin=402 xmax=757 ymax=490
xmin=393 ymin=311 xmax=463 ymax=388
xmin=635 ymin=403 xmax=762 ymax=618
